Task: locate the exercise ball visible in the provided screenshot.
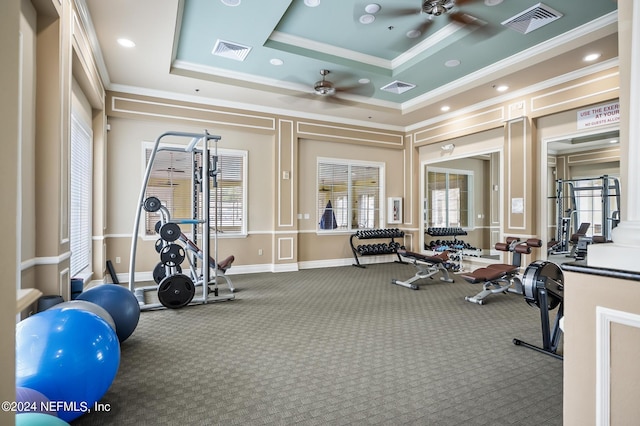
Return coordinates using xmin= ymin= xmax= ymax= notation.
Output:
xmin=16 ymin=309 xmax=120 ymax=422
xmin=15 ymin=413 xmax=70 ymax=426
xmin=47 ymin=300 xmax=116 ymax=331
xmin=15 ymin=387 xmax=57 ymax=416
xmin=77 ymin=284 xmax=140 ymax=342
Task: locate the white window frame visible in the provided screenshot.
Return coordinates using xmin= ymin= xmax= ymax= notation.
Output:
xmin=316 ymin=157 xmax=385 ymax=233
xmin=142 ymin=142 xmax=248 ymax=239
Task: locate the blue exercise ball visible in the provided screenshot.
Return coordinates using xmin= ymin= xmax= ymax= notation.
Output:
xmin=15 ymin=413 xmax=70 ymax=426
xmin=15 ymin=387 xmax=57 ymax=416
xmin=47 ymin=300 xmax=116 ymax=331
xmin=16 ymin=309 xmax=120 ymax=423
xmin=77 ymin=284 xmax=140 ymax=342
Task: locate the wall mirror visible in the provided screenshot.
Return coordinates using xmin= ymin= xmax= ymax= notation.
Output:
xmin=421 ymin=150 xmax=502 ymax=261
xmin=543 ymin=128 xmax=621 ymax=262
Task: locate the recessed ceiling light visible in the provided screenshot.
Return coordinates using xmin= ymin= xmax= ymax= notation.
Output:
xmin=441 ymin=106 xmax=451 ymax=112
xmin=444 ymin=59 xmax=460 ymax=67
xmin=359 ymin=14 xmax=375 ymax=24
xmin=270 ymin=58 xmax=283 ymax=66
xmin=364 ymin=3 xmax=381 ymax=14
xmin=495 ymin=84 xmax=509 ymax=92
xmin=220 ymin=0 xmax=241 ymax=6
xmin=304 ymin=0 xmax=320 ymax=7
xmin=117 ymin=38 xmax=136 ymax=48
xmin=406 ymin=30 xmax=421 ymax=39
xmin=584 ymin=53 xmax=601 ymax=62
xmin=484 ymin=0 xmax=503 ymax=5
xmin=358 ymin=78 xmax=371 ymax=84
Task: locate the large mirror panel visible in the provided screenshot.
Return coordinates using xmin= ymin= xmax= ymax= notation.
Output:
xmin=544 ymin=128 xmax=621 ymax=263
xmin=422 ymin=151 xmax=502 ymax=261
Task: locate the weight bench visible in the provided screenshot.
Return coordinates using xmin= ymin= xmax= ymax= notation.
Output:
xmin=179 ymin=233 xmax=236 ymax=293
xmin=391 ymin=249 xmax=454 ymax=290
xmin=461 ymin=238 xmax=541 ymax=305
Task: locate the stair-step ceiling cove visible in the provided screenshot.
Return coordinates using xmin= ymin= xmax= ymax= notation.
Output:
xmin=211 ymin=39 xmax=252 ymax=61
xmin=380 ymin=80 xmax=416 ymax=94
xmin=501 ymin=2 xmax=563 ymax=35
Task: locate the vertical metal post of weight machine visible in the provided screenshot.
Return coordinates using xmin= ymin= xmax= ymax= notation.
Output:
xmin=201 ymin=133 xmax=210 ymax=303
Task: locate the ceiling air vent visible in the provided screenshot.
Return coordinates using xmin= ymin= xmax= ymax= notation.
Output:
xmin=380 ymin=80 xmax=416 ymax=94
xmin=501 ymin=3 xmax=563 ymax=35
xmin=211 ymin=39 xmax=252 ymax=61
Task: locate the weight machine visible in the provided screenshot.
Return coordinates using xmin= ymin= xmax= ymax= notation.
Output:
xmin=128 ymin=130 xmax=235 ymax=310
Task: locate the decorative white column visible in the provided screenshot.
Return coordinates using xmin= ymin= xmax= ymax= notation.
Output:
xmin=588 ymin=0 xmax=640 ymax=271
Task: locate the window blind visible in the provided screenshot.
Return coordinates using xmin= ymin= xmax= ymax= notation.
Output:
xmin=70 ymin=114 xmax=92 ymax=277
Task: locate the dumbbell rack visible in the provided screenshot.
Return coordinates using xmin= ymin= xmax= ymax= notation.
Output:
xmin=426 ymin=227 xmax=468 ymax=272
xmin=350 ymin=228 xmax=405 ymax=268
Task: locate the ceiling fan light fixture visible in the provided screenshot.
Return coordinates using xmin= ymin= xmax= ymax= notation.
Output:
xmin=314 ymin=81 xmax=335 ymax=96
xmin=422 ymin=1 xmax=454 ymax=16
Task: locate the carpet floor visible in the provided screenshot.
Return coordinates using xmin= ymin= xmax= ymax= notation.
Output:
xmin=71 ymin=262 xmax=563 ymax=425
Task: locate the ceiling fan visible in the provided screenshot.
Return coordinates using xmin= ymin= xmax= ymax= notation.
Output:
xmin=357 ymin=0 xmax=486 ymax=37
xmin=291 ymin=69 xmax=374 ymax=107
xmin=313 ymin=69 xmax=336 ymax=96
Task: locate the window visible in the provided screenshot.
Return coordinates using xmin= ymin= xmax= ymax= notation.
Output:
xmin=573 ymin=176 xmax=620 ymax=237
xmin=426 ymin=168 xmax=472 ymax=228
xmin=70 ymin=113 xmax=92 ymax=277
xmin=317 ymin=159 xmax=383 ymax=231
xmin=144 ymin=146 xmax=247 ymax=236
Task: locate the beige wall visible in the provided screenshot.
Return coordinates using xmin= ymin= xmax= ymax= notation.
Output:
xmin=1 ymin=0 xmax=20 ymax=421
xmin=564 ymin=270 xmax=640 ymax=425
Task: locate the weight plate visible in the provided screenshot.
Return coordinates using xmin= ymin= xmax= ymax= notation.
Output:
xmin=152 ymin=262 xmax=182 ymax=284
xmin=155 ymin=238 xmax=164 ymax=253
xmin=143 ymin=196 xmax=162 ymax=212
xmin=159 ymin=222 xmax=181 ymax=242
xmin=154 ymin=221 xmax=162 ymax=234
xmin=160 ymin=243 xmax=185 ymax=267
xmin=157 ymin=273 xmax=195 ymax=309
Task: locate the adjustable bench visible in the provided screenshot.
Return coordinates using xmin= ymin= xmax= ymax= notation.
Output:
xmin=391 ymin=249 xmax=454 ymax=290
xmin=461 ymin=238 xmax=541 ymax=305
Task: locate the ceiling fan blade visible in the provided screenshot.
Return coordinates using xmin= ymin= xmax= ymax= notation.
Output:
xmin=335 ymin=82 xmax=375 ymax=98
xmin=448 ymin=11 xmax=482 ymax=26
xmin=380 ymin=7 xmax=422 ymax=18
xmin=454 ymin=0 xmax=479 ymax=6
xmin=353 ymin=3 xmax=418 ymax=22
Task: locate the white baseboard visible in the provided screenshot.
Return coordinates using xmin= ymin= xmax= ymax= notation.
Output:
xmin=121 ymin=256 xmax=395 ymax=284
